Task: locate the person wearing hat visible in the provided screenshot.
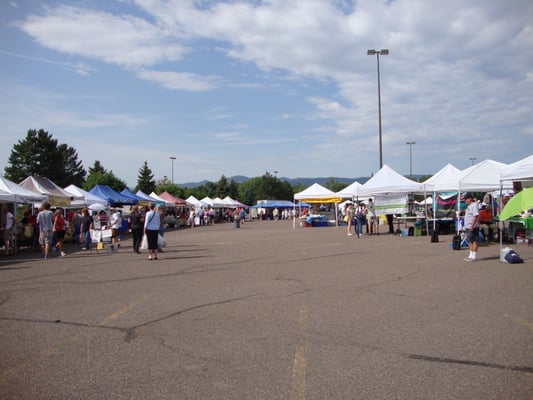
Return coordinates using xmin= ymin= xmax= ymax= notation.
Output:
xmin=463 ymin=193 xmax=480 ymax=261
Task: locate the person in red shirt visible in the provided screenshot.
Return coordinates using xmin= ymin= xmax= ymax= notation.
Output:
xmin=478 ymin=203 xmax=496 ymax=241
xmin=53 ymin=209 xmax=67 ymax=257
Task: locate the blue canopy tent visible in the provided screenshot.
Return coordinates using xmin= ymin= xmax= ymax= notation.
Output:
xmin=89 ymin=185 xmax=136 ymax=207
xmin=120 ymin=188 xmax=151 ymax=206
xmin=250 ymin=200 xmax=310 ymax=208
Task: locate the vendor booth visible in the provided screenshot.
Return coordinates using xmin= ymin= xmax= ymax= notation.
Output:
xmin=0 ymin=176 xmax=46 ymax=254
xmin=294 ymin=183 xmax=342 ymax=228
xmin=89 ymin=185 xmax=136 ymax=207
xmin=19 ymin=176 xmax=81 ymax=207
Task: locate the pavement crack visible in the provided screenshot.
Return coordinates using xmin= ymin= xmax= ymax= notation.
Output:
xmin=125 ymin=292 xmax=265 ymax=342
xmin=408 ymin=353 xmax=533 ymax=374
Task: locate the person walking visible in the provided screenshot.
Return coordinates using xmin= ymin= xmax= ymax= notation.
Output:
xmin=367 ymin=198 xmax=378 ymax=235
xmin=53 ymin=208 xmax=67 ymax=257
xmin=355 ymin=202 xmax=367 ymax=238
xmin=144 ymin=205 xmax=161 ymax=260
xmin=463 ymin=193 xmax=480 ymax=262
xmin=3 ymin=207 xmax=15 ymax=256
xmin=79 ymin=208 xmax=93 ymax=251
xmin=36 ymin=202 xmax=54 ymax=259
xmin=128 ymin=206 xmax=144 ymax=254
xmin=345 ymin=203 xmax=354 ymax=236
xmin=71 ymin=210 xmax=82 ymax=243
xmin=109 ymin=209 xmax=122 ymax=251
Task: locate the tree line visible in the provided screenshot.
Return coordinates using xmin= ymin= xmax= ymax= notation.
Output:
xmin=4 ymin=129 xmax=349 ymax=205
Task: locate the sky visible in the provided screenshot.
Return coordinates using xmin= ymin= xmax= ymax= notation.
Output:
xmin=1 ymin=0 xmax=532 ymax=187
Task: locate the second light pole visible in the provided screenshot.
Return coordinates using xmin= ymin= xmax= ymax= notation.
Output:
xmin=406 ymin=141 xmax=416 ymax=178
xmin=367 ymin=48 xmax=389 ymax=169
xmin=169 ymin=156 xmax=176 ymax=184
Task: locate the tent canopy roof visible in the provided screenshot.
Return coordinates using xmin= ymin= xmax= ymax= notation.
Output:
xmin=0 ymin=176 xmax=46 ymax=203
xmin=64 ymin=184 xmax=108 ymax=207
xmin=20 ymin=176 xmax=81 ymax=206
xmin=358 ymin=165 xmax=423 ymax=196
xmin=294 ymin=183 xmax=341 ymax=203
xmin=335 ymin=181 xmax=363 ymax=198
xmin=158 ymin=191 xmax=188 ymax=206
xmin=500 ymin=154 xmax=533 ymax=182
xmin=89 ymin=185 xmax=136 ymax=206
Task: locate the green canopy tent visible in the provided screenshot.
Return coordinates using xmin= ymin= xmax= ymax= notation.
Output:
xmin=499 ymin=187 xmax=533 ymax=221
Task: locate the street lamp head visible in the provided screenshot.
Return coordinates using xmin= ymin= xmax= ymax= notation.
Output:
xmin=169 ymin=156 xmax=176 ymax=160
xmin=406 ymin=141 xmax=416 ymax=145
xmin=367 ymin=49 xmax=389 ymax=55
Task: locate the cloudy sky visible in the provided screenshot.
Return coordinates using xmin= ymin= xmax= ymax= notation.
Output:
xmin=1 ymin=0 xmax=531 ymax=187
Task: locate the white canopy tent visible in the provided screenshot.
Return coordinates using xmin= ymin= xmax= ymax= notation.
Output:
xmin=149 ymin=192 xmax=175 ymax=208
xmin=186 ymin=195 xmax=209 ymax=208
xmin=422 ymin=163 xmax=461 ymax=193
xmin=294 ymin=183 xmax=342 ymax=228
xmin=500 ymin=154 xmax=533 ymax=185
xmin=64 ymin=184 xmax=109 ymax=208
xmin=358 ymin=165 xmax=424 ymax=197
xmin=19 ymin=176 xmax=83 ymax=207
xmin=0 ymin=176 xmax=46 ymax=204
xmin=431 ymin=160 xmax=511 ymax=192
xmin=335 ymin=181 xmax=363 ymax=199
xmin=0 ymin=176 xmax=46 ymax=254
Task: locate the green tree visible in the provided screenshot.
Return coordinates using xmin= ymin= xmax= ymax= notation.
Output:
xmin=4 ymin=129 xmax=85 ymax=186
xmin=239 ymin=177 xmax=262 ymax=205
xmin=323 ymin=177 xmax=347 ymax=193
xmin=83 ymin=161 xmax=127 ymax=192
xmin=155 ymin=176 xmax=184 ymax=198
xmin=89 ymin=160 xmax=107 ymax=175
xmin=237 ymin=172 xmax=294 ymax=205
xmin=228 ymin=179 xmax=239 ymax=200
xmin=135 ymin=161 xmax=156 ymax=194
xmin=217 ymin=175 xmax=229 ymax=197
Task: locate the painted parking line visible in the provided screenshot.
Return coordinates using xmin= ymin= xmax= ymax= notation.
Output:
xmin=0 ymin=294 xmax=150 ymax=386
xmin=290 ymin=304 xmax=308 ymax=400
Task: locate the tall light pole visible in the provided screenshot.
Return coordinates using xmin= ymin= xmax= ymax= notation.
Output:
xmin=367 ymin=48 xmax=389 ymax=169
xmin=406 ymin=141 xmax=416 ymax=178
xmin=169 ymin=156 xmax=176 ymax=184
xmin=469 ymin=157 xmax=477 ymax=166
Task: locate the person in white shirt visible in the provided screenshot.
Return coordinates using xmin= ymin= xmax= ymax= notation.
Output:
xmin=463 ymin=193 xmax=480 ymax=262
xmin=109 ymin=210 xmax=123 ymax=250
xmin=3 ymin=207 xmax=15 ymax=255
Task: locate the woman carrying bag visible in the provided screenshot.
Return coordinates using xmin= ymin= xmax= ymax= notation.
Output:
xmin=144 ymin=205 xmax=160 ymax=260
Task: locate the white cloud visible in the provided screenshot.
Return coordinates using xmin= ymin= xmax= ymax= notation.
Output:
xmin=4 ymin=0 xmax=532 ymax=184
xmin=136 ymin=69 xmax=218 ymax=91
xmin=17 ymin=5 xmax=187 ymax=68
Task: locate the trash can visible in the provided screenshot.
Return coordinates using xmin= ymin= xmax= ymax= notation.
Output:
xmin=234 ymin=218 xmax=240 ymax=228
xmin=414 ymin=226 xmax=422 ymax=236
xmin=452 ymin=235 xmax=461 ymax=250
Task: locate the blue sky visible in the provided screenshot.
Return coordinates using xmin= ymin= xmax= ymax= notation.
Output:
xmin=1 ymin=0 xmax=532 ymax=187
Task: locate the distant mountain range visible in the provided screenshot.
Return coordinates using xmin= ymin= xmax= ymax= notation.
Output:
xmin=177 ymin=176 xmax=368 ymax=188
xmin=176 ymin=174 xmax=427 ymax=188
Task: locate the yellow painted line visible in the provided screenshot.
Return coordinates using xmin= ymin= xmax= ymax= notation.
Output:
xmin=505 ymin=314 xmax=533 ymax=334
xmin=97 ymin=294 xmax=151 ymax=327
xmin=289 ymin=305 xmax=308 ymax=400
xmin=0 ymin=294 xmax=150 ymax=386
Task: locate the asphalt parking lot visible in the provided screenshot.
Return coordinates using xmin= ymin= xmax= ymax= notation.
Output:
xmin=1 ymin=221 xmax=532 ymax=399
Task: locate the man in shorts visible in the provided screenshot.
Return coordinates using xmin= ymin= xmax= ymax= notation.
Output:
xmin=109 ymin=209 xmax=122 ymax=250
xmin=37 ymin=202 xmax=54 ymax=259
xmin=463 ymin=193 xmax=480 ymax=262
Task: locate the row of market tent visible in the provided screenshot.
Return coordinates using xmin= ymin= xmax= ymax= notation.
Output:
xmin=293 ymin=155 xmax=533 ymax=229
xmin=0 ymin=176 xmax=248 ymax=212
xmin=2 ymin=154 xmax=531 ymax=220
